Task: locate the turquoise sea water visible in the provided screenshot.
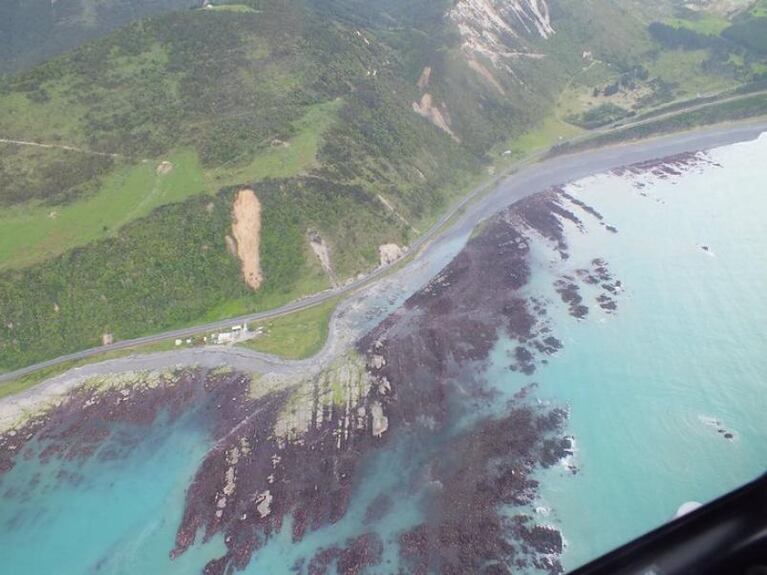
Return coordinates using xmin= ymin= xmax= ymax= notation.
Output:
xmin=0 ymin=411 xmax=227 ymax=574
xmin=492 ymin=133 xmax=767 ymax=569
xmin=1 ymin=133 xmax=765 ymax=573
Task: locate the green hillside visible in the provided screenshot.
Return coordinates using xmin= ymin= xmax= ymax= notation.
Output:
xmin=0 ymin=1 xmax=478 ymax=370
xmin=1 ymin=0 xmax=766 ymax=371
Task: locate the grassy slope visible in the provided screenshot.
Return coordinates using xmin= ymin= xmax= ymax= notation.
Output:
xmin=554 ymin=0 xmax=767 ymax=129
xmin=0 ymin=7 xmax=360 ymax=199
xmin=665 ymin=14 xmax=730 ymax=36
xmin=0 ymin=0 xmax=479 ymax=370
xmin=2 ymin=0 xmax=767 ymax=373
xmin=646 ymin=49 xmax=737 ymax=94
xmin=754 ymin=0 xmax=767 ymax=17
xmin=239 ymin=298 xmax=338 ymax=359
xmin=0 ymin=149 xmax=204 ymax=269
xmin=551 ymin=92 xmax=767 ymax=155
xmin=0 ymin=167 xmax=419 ymax=370
xmin=0 ymin=99 xmax=339 ymax=270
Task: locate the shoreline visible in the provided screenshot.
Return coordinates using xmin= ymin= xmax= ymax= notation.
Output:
xmin=1 ymin=139 xmax=763 ymax=573
xmin=1 ymin=122 xmax=765 ymax=429
xmin=1 ymin=183 xmax=591 ymax=574
xmin=2 ymin=119 xmax=766 ymax=388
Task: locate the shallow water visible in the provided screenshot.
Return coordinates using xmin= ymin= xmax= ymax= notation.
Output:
xmin=242 ymin=435 xmax=430 ymax=574
xmin=1 ymin=133 xmax=765 ymax=573
xmin=0 ymin=410 xmax=227 ymax=574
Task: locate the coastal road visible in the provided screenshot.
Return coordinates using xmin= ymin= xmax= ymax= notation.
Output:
xmin=2 ymin=119 xmax=766 ymax=386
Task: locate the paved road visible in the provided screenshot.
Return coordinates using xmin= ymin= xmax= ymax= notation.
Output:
xmin=2 ymin=119 xmax=766 ymax=386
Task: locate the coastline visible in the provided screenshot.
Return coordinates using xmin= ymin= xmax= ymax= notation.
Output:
xmin=1 ymin=119 xmax=766 ymax=391
xmin=1 ymin=184 xmax=600 ymax=573
xmin=1 ymin=132 xmax=765 ymax=573
xmin=1 ymin=121 xmax=765 ymax=431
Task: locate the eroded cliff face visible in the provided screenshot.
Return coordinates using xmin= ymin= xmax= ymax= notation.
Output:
xmin=448 ymin=0 xmax=554 ymax=68
xmin=686 ymin=0 xmax=754 ymax=16
xmin=410 ymin=0 xmax=557 ymax=140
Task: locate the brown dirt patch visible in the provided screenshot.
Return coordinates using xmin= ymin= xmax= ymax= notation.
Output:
xmin=412 ymin=93 xmax=460 ymax=142
xmin=231 ymin=188 xmax=263 ymax=290
xmin=308 ymin=230 xmax=338 ymax=287
xmin=156 ymin=161 xmax=174 ymax=175
xmin=417 ymin=66 xmax=432 ymax=90
xmin=468 ymin=59 xmax=505 ymax=95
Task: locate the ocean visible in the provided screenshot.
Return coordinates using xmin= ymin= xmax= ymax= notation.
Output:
xmin=507 ymin=132 xmax=767 ymax=569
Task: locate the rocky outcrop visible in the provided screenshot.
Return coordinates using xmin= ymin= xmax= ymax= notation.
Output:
xmin=396 ymin=389 xmax=570 ymax=575
xmin=0 ymin=369 xmax=254 ymax=476
xmin=273 ymin=353 xmax=376 ymax=444
xmin=378 ymin=243 xmax=405 ymax=267
xmin=369 ymin=401 xmax=388 ymax=437
xmin=303 ymin=533 xmax=384 ymax=574
xmin=169 ymin=354 xmax=386 ymax=573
